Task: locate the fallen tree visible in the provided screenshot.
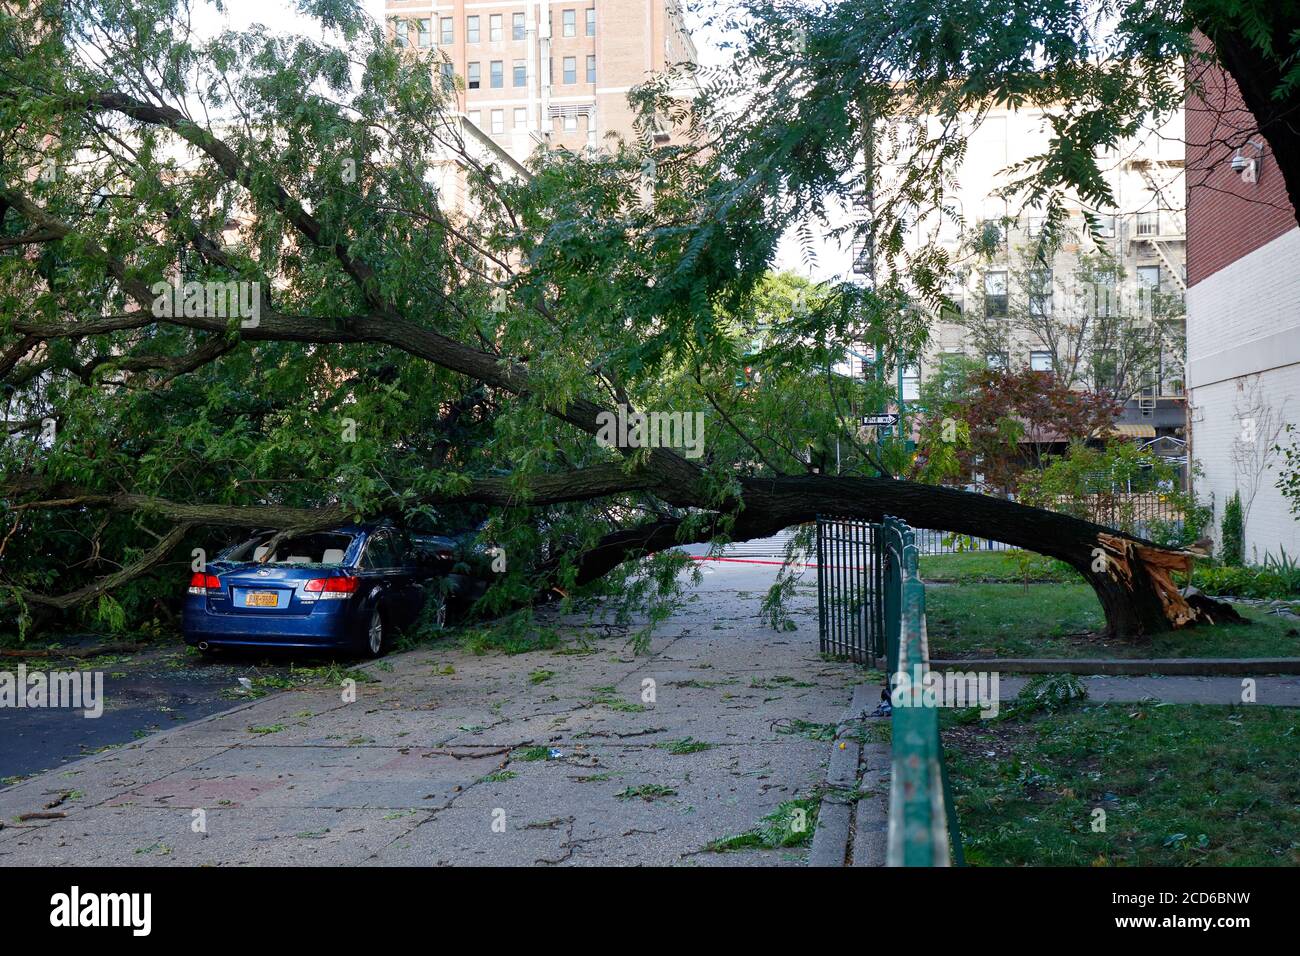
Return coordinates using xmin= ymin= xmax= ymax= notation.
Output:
xmin=0 ymin=0 xmax=1250 ymax=640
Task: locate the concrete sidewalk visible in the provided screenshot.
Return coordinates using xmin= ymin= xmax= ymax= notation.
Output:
xmin=999 ymin=674 xmax=1300 ymax=705
xmin=0 ymin=569 xmax=858 ymax=866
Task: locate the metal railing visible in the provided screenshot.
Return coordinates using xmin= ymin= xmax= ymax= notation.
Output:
xmin=878 ymin=517 xmax=963 ymax=867
xmin=911 ymin=527 xmax=1015 ymax=554
xmin=816 ymin=515 xmax=963 ymax=866
xmin=909 ymin=492 xmax=1188 ymax=556
xmin=1044 ymin=492 xmax=1185 ymax=538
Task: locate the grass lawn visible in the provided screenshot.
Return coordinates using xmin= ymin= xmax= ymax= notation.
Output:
xmin=943 ymin=701 xmax=1300 ymax=866
xmin=925 ymin=582 xmax=1300 ymax=658
xmin=920 ymin=550 xmax=1080 ymax=584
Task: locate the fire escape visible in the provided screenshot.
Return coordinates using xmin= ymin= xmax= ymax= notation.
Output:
xmin=1125 ymin=158 xmax=1187 ymax=426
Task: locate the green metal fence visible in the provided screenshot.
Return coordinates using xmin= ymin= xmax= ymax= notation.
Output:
xmin=816 ymin=515 xmax=964 ymax=866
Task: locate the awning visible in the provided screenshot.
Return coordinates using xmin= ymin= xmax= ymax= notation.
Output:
xmin=1086 ymin=424 xmax=1159 ymax=439
xmin=1110 ymin=424 xmax=1157 ymax=439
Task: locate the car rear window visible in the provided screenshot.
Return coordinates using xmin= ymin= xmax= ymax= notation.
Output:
xmin=226 ymin=533 xmax=356 ymax=565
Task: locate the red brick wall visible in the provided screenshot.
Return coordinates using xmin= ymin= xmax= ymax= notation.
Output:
xmin=1186 ymin=43 xmax=1296 ymax=287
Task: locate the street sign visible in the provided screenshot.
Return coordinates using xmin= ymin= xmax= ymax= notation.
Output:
xmin=862 ymin=413 xmax=899 ymax=428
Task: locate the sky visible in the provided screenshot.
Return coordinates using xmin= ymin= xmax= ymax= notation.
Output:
xmin=189 ymin=0 xmax=836 ymax=278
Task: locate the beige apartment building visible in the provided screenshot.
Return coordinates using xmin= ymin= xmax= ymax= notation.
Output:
xmin=386 ymin=0 xmax=698 ymax=162
xmin=808 ymin=104 xmax=1187 ymax=449
xmin=904 ymin=104 xmax=1187 ymax=445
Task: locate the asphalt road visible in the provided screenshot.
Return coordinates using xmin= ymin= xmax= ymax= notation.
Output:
xmin=0 ymin=643 xmax=356 ymax=783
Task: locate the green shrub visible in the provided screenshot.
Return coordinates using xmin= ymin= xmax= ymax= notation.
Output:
xmin=1184 ymin=558 xmax=1300 ymax=600
xmin=1221 ymin=492 xmax=1244 ymax=567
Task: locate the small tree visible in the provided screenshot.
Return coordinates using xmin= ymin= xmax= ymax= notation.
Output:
xmin=914 ymin=367 xmax=1120 ymax=494
xmin=1277 ymin=424 xmax=1300 ymax=518
xmin=1221 ymin=492 xmax=1245 ymax=567
xmin=1230 ymin=377 xmax=1288 ymax=560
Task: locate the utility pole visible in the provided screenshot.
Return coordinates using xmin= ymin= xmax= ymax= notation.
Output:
xmin=858 ymin=90 xmax=903 ymax=460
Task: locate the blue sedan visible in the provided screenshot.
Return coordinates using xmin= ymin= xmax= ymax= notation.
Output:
xmin=182 ymin=524 xmax=440 ymax=658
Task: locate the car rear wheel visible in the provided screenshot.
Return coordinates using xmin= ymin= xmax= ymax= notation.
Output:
xmin=363 ymin=608 xmax=385 ymax=658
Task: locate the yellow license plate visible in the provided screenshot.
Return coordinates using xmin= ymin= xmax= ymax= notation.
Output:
xmin=246 ymin=591 xmax=278 ymax=607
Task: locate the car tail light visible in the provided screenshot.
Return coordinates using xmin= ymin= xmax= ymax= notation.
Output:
xmin=304 ymin=576 xmax=358 ymax=600
xmin=188 ymin=573 xmax=221 ymax=595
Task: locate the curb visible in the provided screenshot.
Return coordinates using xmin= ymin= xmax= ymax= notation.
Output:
xmin=809 ymin=684 xmax=889 ymax=867
xmin=929 ymin=657 xmax=1300 ymax=675
xmin=853 ymin=747 xmax=889 ymax=867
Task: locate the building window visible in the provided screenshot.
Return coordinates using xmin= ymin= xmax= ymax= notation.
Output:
xmin=513 ymin=12 xmax=525 ymax=40
xmin=513 ymin=107 xmax=527 ymax=128
xmin=439 ymin=17 xmax=453 ymax=45
xmin=586 ymin=54 xmax=596 ymax=83
xmin=466 ymin=15 xmax=479 ymax=43
xmin=416 ymin=18 xmax=431 ymax=48
xmin=901 ymin=363 xmax=921 ymax=402
xmin=1094 ymin=213 xmax=1116 ymax=238
xmin=1027 ymin=215 xmax=1046 ymax=237
xmin=1137 ymin=265 xmax=1161 ymax=290
xmin=940 ymin=294 xmax=963 ymax=322
xmin=984 ymin=270 xmax=1008 ymax=317
xmin=392 ymin=18 xmax=407 ymax=47
xmin=490 ymin=14 xmax=503 ymax=42
xmin=490 ymin=60 xmax=503 ymax=88
xmin=1030 ymin=351 xmax=1054 ymax=372
xmin=513 ymin=59 xmax=527 ymax=87
xmin=1028 ymin=268 xmax=1052 ymax=316
xmin=1093 ymin=271 xmax=1117 ymax=316
xmin=986 ymin=352 xmax=1008 ymax=371
xmin=468 ymin=110 xmax=481 ymax=128
xmin=586 ymin=7 xmax=595 ymax=36
xmin=1136 ymin=211 xmax=1158 ymax=236
xmin=562 ymin=56 xmax=576 ymax=84
xmin=490 ymin=109 xmax=505 ymax=134
xmin=440 ymin=62 xmax=455 ymax=90
xmin=467 ymin=62 xmax=481 ymax=89
xmin=563 ymin=112 xmax=578 ymax=132
xmin=563 ymin=9 xmax=576 ymax=37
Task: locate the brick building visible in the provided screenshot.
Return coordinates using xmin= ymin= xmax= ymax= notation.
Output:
xmin=1186 ymin=55 xmax=1300 ymax=561
xmin=385 ymin=0 xmax=698 ymax=162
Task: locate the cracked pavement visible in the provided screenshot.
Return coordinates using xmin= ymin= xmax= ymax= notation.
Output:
xmin=0 ymin=561 xmax=858 ymax=865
